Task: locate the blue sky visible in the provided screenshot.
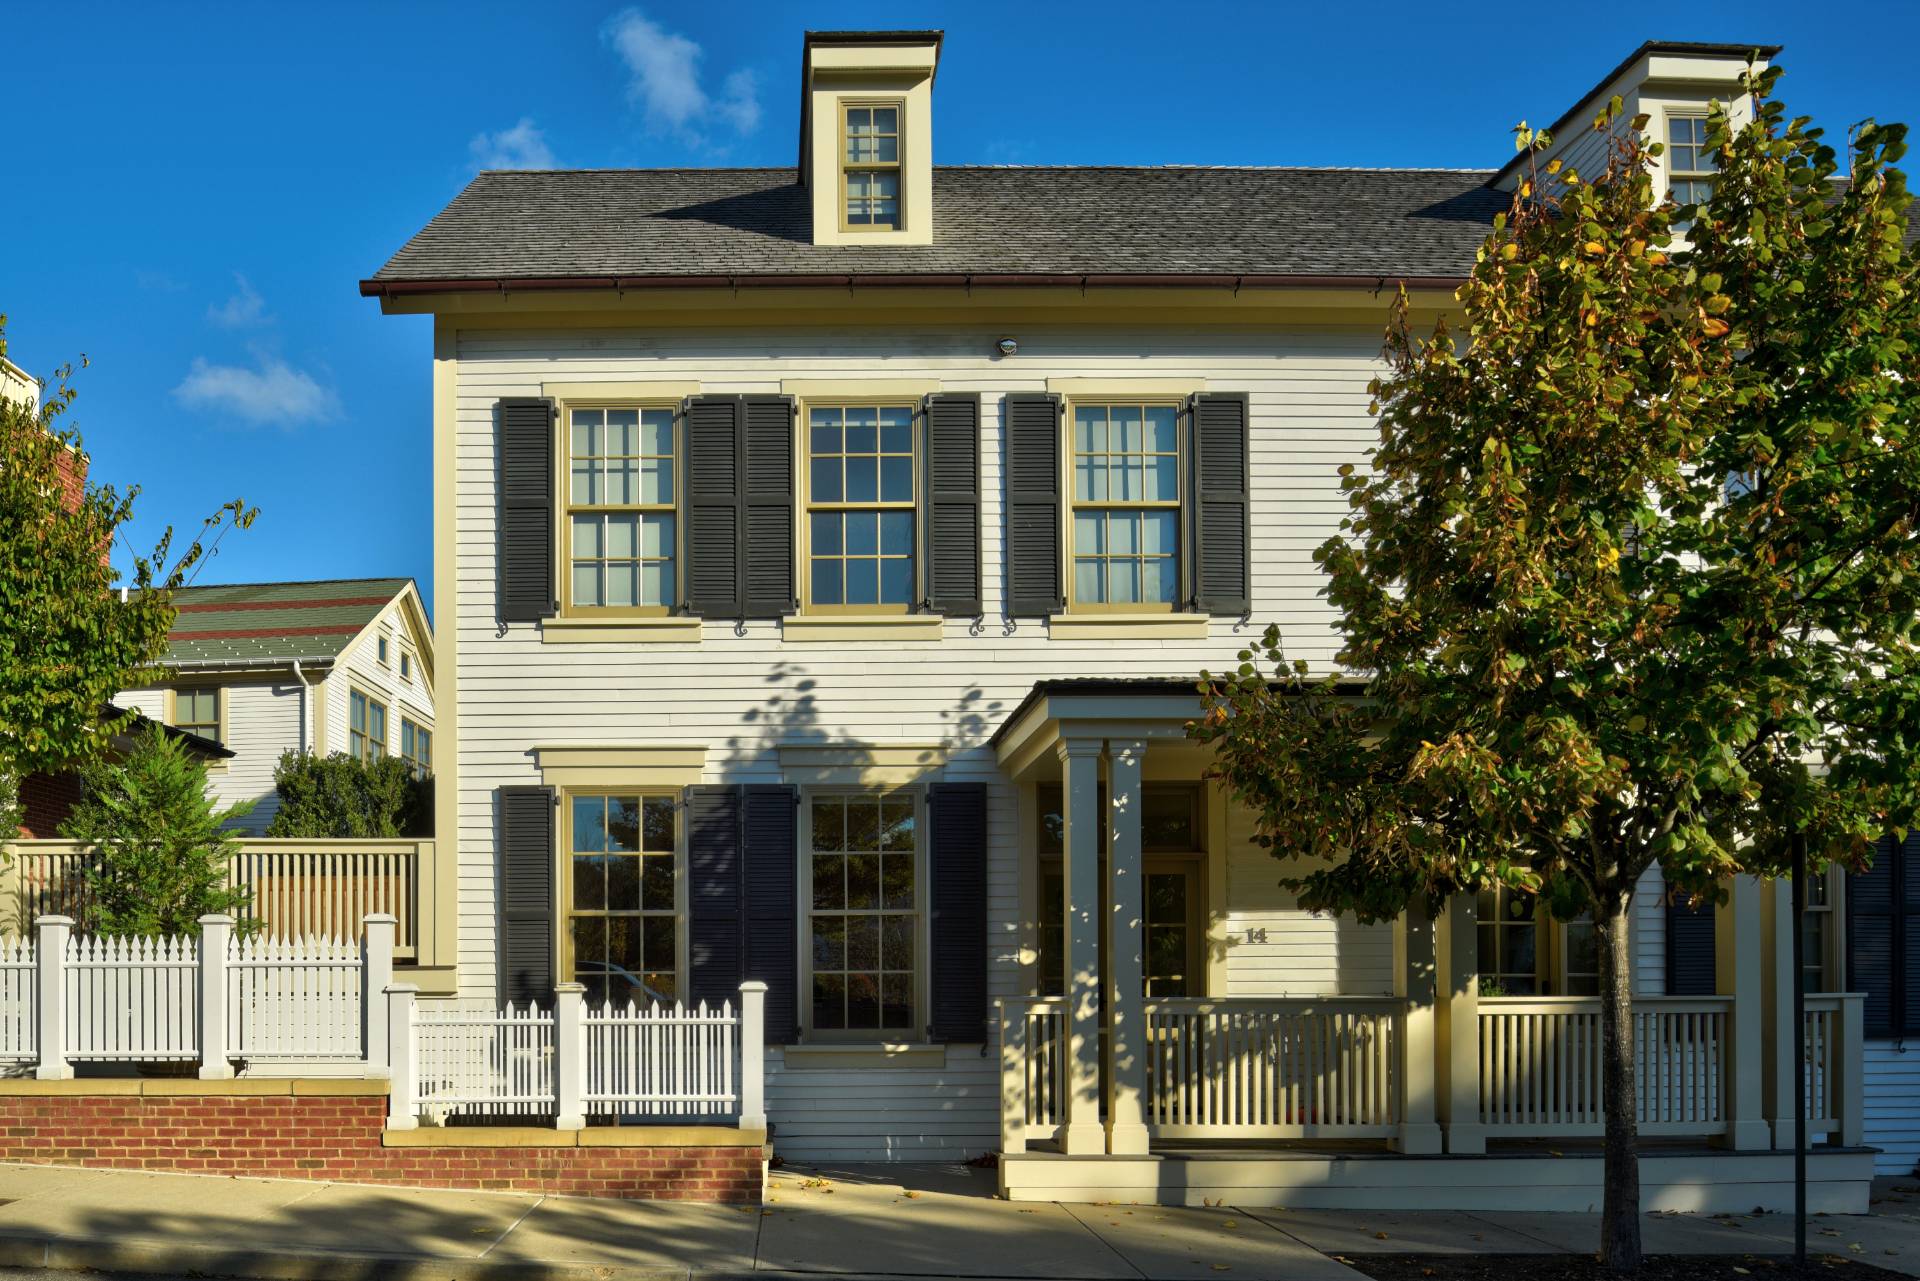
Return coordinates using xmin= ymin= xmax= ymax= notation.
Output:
xmin=4 ymin=1 xmax=1916 ymax=613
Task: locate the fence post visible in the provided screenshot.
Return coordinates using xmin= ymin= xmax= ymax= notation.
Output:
xmin=554 ymin=982 xmax=586 ymax=1131
xmin=385 ymin=983 xmax=418 ymax=1130
xmin=1838 ymin=993 xmax=1865 ymax=1148
xmin=33 ymin=916 xmax=71 ymax=1081
xmin=362 ymin=913 xmax=397 ymax=1078
xmin=197 ymin=914 xmax=235 ymax=1079
xmin=998 ymin=998 xmax=1027 ymax=1155
xmin=739 ymin=980 xmax=767 ymax=1131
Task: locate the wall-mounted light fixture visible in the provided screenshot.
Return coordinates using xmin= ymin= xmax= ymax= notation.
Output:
xmin=996 ymin=337 xmax=1018 ymax=357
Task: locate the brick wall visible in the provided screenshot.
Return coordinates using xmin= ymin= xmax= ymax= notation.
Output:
xmin=17 ymin=770 xmax=83 ymax=838
xmin=0 ymin=1090 xmax=763 ymax=1202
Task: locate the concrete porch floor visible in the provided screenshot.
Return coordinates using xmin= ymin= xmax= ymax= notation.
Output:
xmin=0 ymin=1162 xmax=1910 ymax=1281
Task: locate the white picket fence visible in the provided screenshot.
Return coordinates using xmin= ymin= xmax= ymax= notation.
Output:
xmin=387 ymin=980 xmax=767 ymax=1132
xmin=15 ymin=912 xmax=394 ymax=1077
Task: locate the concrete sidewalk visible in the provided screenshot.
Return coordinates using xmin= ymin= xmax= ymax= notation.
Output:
xmin=0 ymin=1162 xmax=1911 ymax=1281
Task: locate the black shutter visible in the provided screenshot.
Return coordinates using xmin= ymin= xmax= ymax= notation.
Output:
xmin=1849 ymin=831 xmax=1916 ymax=1038
xmin=741 ymin=395 xmax=797 ymax=618
xmin=683 ymin=396 xmax=744 ymax=618
xmin=1666 ymin=893 xmax=1718 ymax=996
xmin=687 ymin=785 xmax=743 ymax=1008
xmin=743 ymin=785 xmax=800 ymax=1044
xmin=922 ymin=394 xmax=982 ymax=617
xmin=927 ymin=783 xmax=989 ymax=1043
xmin=1004 ymin=393 xmax=1063 ymax=617
xmin=1189 ymin=392 xmax=1252 ymax=615
xmin=498 ymin=786 xmax=555 ymax=1004
xmin=498 ymin=398 xmax=556 ymax=623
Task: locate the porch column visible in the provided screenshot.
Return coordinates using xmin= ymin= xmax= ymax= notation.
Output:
xmin=1760 ymin=877 xmax=1798 ymax=1149
xmin=1056 ymin=737 xmax=1105 ymax=1155
xmin=1716 ymin=874 xmax=1770 ymax=1150
xmin=1393 ymin=908 xmax=1444 ymax=1153
xmin=1104 ymin=740 xmax=1150 ymax=1155
xmin=1437 ymin=893 xmax=1486 ymax=1153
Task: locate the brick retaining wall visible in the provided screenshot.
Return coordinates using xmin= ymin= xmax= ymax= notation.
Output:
xmin=0 ymin=1084 xmax=763 ymax=1202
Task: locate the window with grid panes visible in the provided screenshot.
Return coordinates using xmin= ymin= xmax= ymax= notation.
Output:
xmin=1070 ymin=403 xmax=1181 ymax=608
xmin=567 ymin=407 xmax=675 ymax=611
xmin=808 ymin=793 xmax=917 ymax=1034
xmin=1667 ymin=114 xmax=1716 ymax=206
xmin=400 ymin=719 xmax=431 ymax=779
xmin=842 ymin=104 xmax=902 ymax=229
xmin=173 ymin=688 xmax=220 ymax=743
xmin=348 ymin=689 xmax=386 ymax=764
xmin=568 ymin=794 xmax=678 ymax=1006
xmin=807 ymin=405 xmax=915 ymax=609
xmin=1477 ymin=884 xmax=1539 ymax=994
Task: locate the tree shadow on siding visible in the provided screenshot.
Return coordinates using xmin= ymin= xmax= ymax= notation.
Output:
xmin=718 ymin=659 xmax=1004 ymax=772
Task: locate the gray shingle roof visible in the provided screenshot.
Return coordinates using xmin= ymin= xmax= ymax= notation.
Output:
xmin=366 ymin=166 xmax=1511 ymax=287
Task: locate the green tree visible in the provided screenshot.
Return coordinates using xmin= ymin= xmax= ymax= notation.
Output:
xmin=0 ymin=317 xmax=255 ymax=827
xmin=1194 ymin=73 xmax=1920 ymax=1272
xmin=59 ymin=725 xmax=254 ymax=935
xmin=264 ymin=751 xmax=432 ymax=838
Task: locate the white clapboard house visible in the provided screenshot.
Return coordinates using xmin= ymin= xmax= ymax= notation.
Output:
xmin=360 ymin=32 xmax=1920 ymax=1207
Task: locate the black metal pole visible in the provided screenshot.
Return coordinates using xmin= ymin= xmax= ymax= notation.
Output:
xmin=1792 ymin=831 xmax=1808 ymax=1267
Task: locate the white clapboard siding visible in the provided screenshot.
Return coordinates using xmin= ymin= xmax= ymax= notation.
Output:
xmin=1864 ymin=1040 xmax=1920 ymax=1176
xmin=227 ymin=934 xmax=364 ymax=1059
xmin=764 ymin=1044 xmax=1000 ymax=1162
xmin=1225 ymin=808 xmax=1394 ymax=997
xmin=583 ymin=999 xmax=738 ymax=1117
xmin=414 ymin=1002 xmax=555 ymax=1118
xmin=65 ymin=934 xmax=199 ymax=1061
xmin=114 ymin=680 xmax=303 ymax=835
xmin=0 ymin=937 xmax=33 ymax=1061
xmin=330 ymin=598 xmax=436 ymax=768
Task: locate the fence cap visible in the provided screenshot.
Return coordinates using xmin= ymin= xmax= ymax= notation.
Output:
xmin=197 ymin=914 xmax=236 ymax=925
xmin=739 ymin=980 xmax=769 ymax=993
xmin=363 ymin=913 xmax=399 ymax=925
xmin=34 ymin=916 xmax=74 ymax=927
xmin=383 ymin=982 xmax=422 ymax=994
xmin=554 ymin=982 xmax=586 ymax=994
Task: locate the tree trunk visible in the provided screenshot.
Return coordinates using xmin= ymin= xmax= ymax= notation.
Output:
xmin=1597 ymin=888 xmax=1643 ymax=1271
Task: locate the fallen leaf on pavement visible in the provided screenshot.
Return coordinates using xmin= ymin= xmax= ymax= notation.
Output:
xmin=1375 ymin=1232 xmax=1391 ymax=1240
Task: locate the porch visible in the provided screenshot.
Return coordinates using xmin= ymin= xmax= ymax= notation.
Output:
xmin=987 ymin=681 xmax=1874 ymax=1210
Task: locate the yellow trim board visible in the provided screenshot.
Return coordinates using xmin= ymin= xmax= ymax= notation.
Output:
xmin=1048 ymin=614 xmax=1211 ymax=640
xmin=542 ymin=616 xmax=703 ymax=644
xmin=781 ymin=378 xmax=941 ymax=399
xmin=535 ymin=743 xmax=710 ymax=789
xmin=1046 ymin=378 xmax=1207 ymax=396
xmin=779 ymin=742 xmax=948 ymax=787
xmin=542 ymin=380 xmax=702 ymax=402
xmin=783 ymin=616 xmax=943 ymax=643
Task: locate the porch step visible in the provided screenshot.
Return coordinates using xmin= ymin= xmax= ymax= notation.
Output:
xmin=999 ymin=1146 xmax=1878 ymax=1212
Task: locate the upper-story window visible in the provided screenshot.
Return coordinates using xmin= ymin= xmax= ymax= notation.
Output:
xmin=400 ymin=718 xmax=432 ymax=779
xmin=1070 ymin=402 xmax=1181 ymax=610
xmin=349 ymin=689 xmax=387 ymax=764
xmin=842 ymin=103 xmax=902 ymax=230
xmin=567 ymin=407 xmax=676 ymax=613
xmin=1666 ymin=113 xmax=1715 ymax=206
xmin=806 ymin=405 xmax=916 ymax=611
xmin=400 ymin=651 xmax=412 ymax=682
xmin=376 ymin=633 xmax=390 ymax=666
xmin=173 ymin=688 xmax=220 ymax=744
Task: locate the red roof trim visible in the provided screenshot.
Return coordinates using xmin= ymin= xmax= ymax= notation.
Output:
xmin=172 ymin=595 xmax=394 ymax=614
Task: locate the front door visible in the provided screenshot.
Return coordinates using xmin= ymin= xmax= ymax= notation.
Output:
xmin=1038 ymin=856 xmax=1203 ymax=998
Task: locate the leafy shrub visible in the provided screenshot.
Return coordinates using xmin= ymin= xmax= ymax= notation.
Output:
xmin=265 ymin=751 xmax=430 ymax=838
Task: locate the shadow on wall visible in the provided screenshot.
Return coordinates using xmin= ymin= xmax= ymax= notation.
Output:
xmin=719 ymin=659 xmax=1004 ymax=772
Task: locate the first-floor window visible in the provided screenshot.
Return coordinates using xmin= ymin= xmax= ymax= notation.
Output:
xmin=400 ymin=719 xmax=432 ymax=779
xmin=349 ymin=690 xmax=387 ymax=763
xmin=1477 ymin=885 xmax=1538 ymax=995
xmin=807 ymin=792 xmax=918 ymax=1034
xmin=567 ymin=793 xmax=678 ymax=1006
xmin=173 ymin=687 xmax=220 ymax=743
xmin=1802 ymin=870 xmax=1834 ymax=993
xmin=1563 ymin=917 xmax=1600 ymax=995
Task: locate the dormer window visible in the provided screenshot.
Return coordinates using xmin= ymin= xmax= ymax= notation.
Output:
xmin=1666 ymin=113 xmax=1715 ymax=206
xmin=842 ymin=104 xmax=902 ymax=230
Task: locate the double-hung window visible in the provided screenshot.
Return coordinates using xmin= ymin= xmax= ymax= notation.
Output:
xmin=566 ymin=406 xmax=676 ymax=612
xmin=805 ymin=792 xmax=919 ymax=1035
xmin=1070 ymin=402 xmax=1181 ymax=609
xmin=173 ymin=688 xmax=220 ymax=743
xmin=1477 ymin=885 xmax=1539 ymax=995
xmin=349 ymin=689 xmax=387 ymax=764
xmin=842 ymin=104 xmax=902 ymax=230
xmin=806 ymin=405 xmax=916 ymax=610
xmin=566 ymin=793 xmax=679 ymax=1006
xmin=400 ymin=718 xmax=432 ymax=779
xmin=1667 ymin=113 xmax=1716 ymax=206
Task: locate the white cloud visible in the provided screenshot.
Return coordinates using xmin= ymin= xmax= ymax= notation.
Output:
xmin=207 ymin=273 xmax=270 ymax=328
xmin=469 ymin=117 xmax=557 ymax=171
xmin=602 ymin=9 xmax=760 ymax=144
xmin=172 ymin=355 xmax=339 ymax=427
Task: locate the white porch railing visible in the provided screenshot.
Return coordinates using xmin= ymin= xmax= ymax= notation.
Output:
xmin=386 ymin=981 xmax=767 ymax=1132
xmin=1145 ymin=997 xmax=1404 ymax=1139
xmin=1478 ymin=995 xmax=1733 ymax=1136
xmin=2 ymin=839 xmax=432 ymax=959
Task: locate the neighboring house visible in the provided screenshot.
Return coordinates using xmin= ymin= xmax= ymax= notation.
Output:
xmin=361 ymin=33 xmax=1920 ymax=1203
xmin=113 ymin=578 xmax=436 ymax=834
xmin=16 ymin=708 xmax=233 ymax=839
xmin=1 ymin=356 xmax=36 ymax=409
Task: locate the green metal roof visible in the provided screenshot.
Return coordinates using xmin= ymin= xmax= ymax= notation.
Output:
xmin=159 ymin=577 xmax=414 ymax=666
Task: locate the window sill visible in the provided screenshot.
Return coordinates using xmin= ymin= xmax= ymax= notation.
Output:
xmin=779 ymin=1042 xmax=946 ymax=1069
xmin=782 ymin=616 xmax=943 ymax=643
xmin=1048 ymin=613 xmax=1210 ymax=641
xmin=541 ymin=616 xmax=702 ymax=645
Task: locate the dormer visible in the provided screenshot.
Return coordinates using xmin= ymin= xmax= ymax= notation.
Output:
xmin=799 ymin=30 xmax=942 ymax=247
xmin=1491 ymin=41 xmax=1779 ymax=204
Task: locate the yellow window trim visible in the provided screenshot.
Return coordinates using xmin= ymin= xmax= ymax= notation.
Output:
xmin=778 ymin=742 xmax=948 ymax=787
xmin=781 ymin=379 xmax=939 ymax=399
xmin=541 ymin=616 xmax=702 ymax=645
xmin=1047 ymin=378 xmax=1207 ymax=397
xmin=164 ymin=684 xmax=229 ymax=773
xmin=838 ymin=97 xmax=906 ymax=234
xmin=534 ymin=743 xmax=709 ymax=790
xmin=1060 ymin=395 xmax=1189 ymax=617
xmin=554 ymin=398 xmax=682 ymax=621
xmin=797 ymin=399 xmax=921 ymax=619
xmin=347 ymin=685 xmax=390 ymax=763
xmin=1047 ymin=614 xmax=1209 ymax=641
xmin=556 ymin=786 xmax=688 ymax=1004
